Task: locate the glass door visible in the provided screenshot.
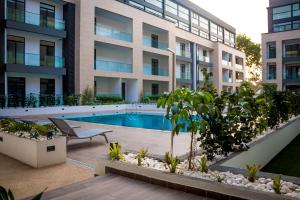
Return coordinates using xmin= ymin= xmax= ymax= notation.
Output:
xmin=40 ymin=3 xmax=55 ymax=29
xmin=7 ymin=0 xmax=25 ymax=22
xmin=7 ymin=35 xmax=25 ymax=64
xmin=40 ymin=40 xmax=55 ymax=67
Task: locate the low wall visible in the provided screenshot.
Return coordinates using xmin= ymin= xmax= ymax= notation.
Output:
xmin=219 ymin=116 xmax=300 ymax=170
xmin=0 ymin=104 xmax=164 ymax=117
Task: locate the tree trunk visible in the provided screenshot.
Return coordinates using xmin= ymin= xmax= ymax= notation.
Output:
xmin=188 ymin=131 xmax=194 ymax=169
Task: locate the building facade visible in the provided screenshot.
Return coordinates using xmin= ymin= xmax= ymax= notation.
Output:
xmin=262 ymin=0 xmax=300 ymax=91
xmin=0 ymin=0 xmax=246 ymax=104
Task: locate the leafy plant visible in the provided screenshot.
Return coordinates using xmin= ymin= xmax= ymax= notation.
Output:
xmin=272 ymin=176 xmax=282 ymax=194
xmin=199 ymin=156 xmax=209 ymax=173
xmin=136 ymin=148 xmax=148 ymax=166
xmin=210 ymin=171 xmax=225 ymax=183
xmin=246 ymin=164 xmax=261 ymax=182
xmin=167 ymin=154 xmax=180 ymax=173
xmin=108 ymin=143 xmax=124 ymax=161
xmin=25 ymin=94 xmax=38 ymax=108
xmin=164 ymin=152 xmax=172 ymax=165
xmin=81 ymin=87 xmax=94 ymax=105
xmin=0 ymin=185 xmax=44 ymax=200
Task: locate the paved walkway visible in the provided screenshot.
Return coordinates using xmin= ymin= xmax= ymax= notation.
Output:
xmin=41 ymin=174 xmax=212 ymax=200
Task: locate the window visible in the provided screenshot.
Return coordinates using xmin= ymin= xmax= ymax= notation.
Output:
xmin=191 ymin=12 xmax=199 ymax=25
xmin=7 ymin=0 xmax=25 ymax=22
xmin=151 ymin=34 xmax=158 ymax=48
xmin=40 ymin=3 xmax=55 ymax=29
xmin=293 ymin=3 xmax=300 ymax=17
xmin=229 ymin=32 xmax=235 ymax=45
xmin=200 ymin=31 xmax=209 ymax=39
xmin=284 ymin=40 xmax=300 ymax=57
xmin=191 ymin=27 xmax=199 ymax=35
xmin=40 ymin=40 xmax=55 ymax=67
xmin=293 ymin=20 xmax=300 ymax=30
xmin=165 ymin=0 xmax=177 ymax=15
xmin=199 ymin=17 xmax=209 ymax=30
xmin=129 ymin=1 xmax=144 ymax=9
xmin=267 ymin=42 xmax=276 ymax=59
xmin=178 ymin=21 xmax=189 ymax=31
xmin=178 ymin=5 xmax=189 ymax=20
xmin=218 ymin=26 xmax=223 ymax=42
xmin=203 ymin=50 xmax=207 ymax=57
xmin=165 ymin=15 xmax=177 ymax=24
xmin=180 ymin=43 xmax=186 ymax=56
xmin=267 ymin=64 xmax=276 ymax=80
xmin=273 ymin=5 xmax=291 ymax=20
xmin=151 ymin=59 xmax=159 ymax=75
xmin=210 ymin=22 xmax=218 ymax=36
xmin=8 ymin=77 xmax=25 ymax=107
xmin=151 ymin=84 xmax=159 ymax=95
xmin=273 ymin=22 xmax=291 ymax=32
xmin=40 ymin=79 xmax=55 ymax=95
xmin=145 ymin=0 xmax=163 ymax=9
xmin=181 ymin=64 xmax=186 ymax=73
xmin=7 ymin=35 xmax=25 ymax=65
xmin=145 ymin=7 xmax=162 ymax=17
xmin=210 ymin=35 xmax=217 ymax=42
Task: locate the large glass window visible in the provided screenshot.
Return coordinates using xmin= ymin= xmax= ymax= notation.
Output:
xmin=191 ymin=12 xmax=199 ymax=25
xmin=293 ymin=20 xmax=300 ymax=30
xmin=178 ymin=5 xmax=189 ymax=20
xmin=145 ymin=0 xmax=163 ymax=9
xmin=145 ymin=7 xmax=162 ymax=17
xmin=267 ymin=64 xmax=276 ymax=80
xmin=199 ymin=17 xmax=209 ymax=30
xmin=293 ymin=3 xmax=300 ymax=17
xmin=7 ymin=0 xmax=25 ymax=22
xmin=7 ymin=35 xmax=25 ymax=65
xmin=267 ymin=42 xmax=276 ymax=59
xmin=40 ymin=3 xmax=55 ymax=29
xmin=165 ymin=0 xmax=177 ymax=15
xmin=200 ymin=31 xmax=209 ymax=39
xmin=218 ymin=26 xmax=224 ymax=42
xmin=40 ymin=79 xmax=55 ymax=95
xmin=210 ymin=22 xmax=218 ymax=35
xmin=273 ymin=5 xmax=291 ymax=20
xmin=284 ymin=40 xmax=300 ymax=57
xmin=151 ymin=59 xmax=159 ymax=75
xmin=40 ymin=40 xmax=55 ymax=67
xmin=178 ymin=21 xmax=189 ymax=31
xmin=191 ymin=27 xmax=199 ymax=35
xmin=273 ymin=22 xmax=291 ymax=32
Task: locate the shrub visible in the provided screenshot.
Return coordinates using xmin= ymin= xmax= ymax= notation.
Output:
xmin=272 ymin=176 xmax=282 ymax=194
xmin=246 ymin=164 xmax=260 ymax=182
xmin=64 ymin=95 xmax=80 ymax=106
xmin=199 ymin=156 xmax=209 ymax=173
xmin=95 ymin=95 xmax=124 ymax=104
xmin=164 ymin=152 xmax=172 ymax=165
xmin=0 ymin=185 xmax=44 ymax=200
xmin=25 ymin=94 xmax=38 ymax=108
xmin=108 ymin=143 xmax=124 ymax=161
xmin=81 ymin=87 xmax=94 ymax=105
xmin=137 ymin=148 xmax=148 ymax=166
xmin=167 ymin=155 xmax=180 ymax=173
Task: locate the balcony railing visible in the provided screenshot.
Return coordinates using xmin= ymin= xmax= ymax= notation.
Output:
xmin=222 ymin=60 xmax=232 ymax=66
xmin=235 ymin=63 xmax=244 ymax=69
xmin=223 ymin=77 xmax=233 ymax=83
xmin=7 ymin=53 xmax=64 ymax=68
xmin=268 ymin=74 xmax=276 ymax=80
xmin=95 ymin=60 xmax=132 ymax=73
xmin=95 ymin=24 xmax=132 ymax=42
xmin=177 ymin=50 xmax=191 ymax=58
xmin=198 ymin=56 xmax=210 ymax=63
xmin=283 ymin=73 xmax=300 ymax=82
xmin=143 ymin=36 xmax=168 ymax=50
xmin=6 ymin=8 xmax=65 ymax=30
xmin=143 ymin=64 xmax=168 ymax=76
xmin=176 ymin=72 xmax=191 ymax=80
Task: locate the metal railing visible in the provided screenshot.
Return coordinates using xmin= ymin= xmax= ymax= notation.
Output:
xmin=143 ymin=36 xmax=168 ymax=50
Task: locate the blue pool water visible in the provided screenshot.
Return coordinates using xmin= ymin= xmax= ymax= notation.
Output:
xmin=64 ymin=113 xmax=176 ymax=131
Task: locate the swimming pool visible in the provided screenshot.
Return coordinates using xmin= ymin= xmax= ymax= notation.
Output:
xmin=64 ymin=112 xmax=177 ymax=131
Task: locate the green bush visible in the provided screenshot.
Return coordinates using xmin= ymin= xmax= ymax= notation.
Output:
xmin=95 ymin=95 xmax=124 ymax=104
xmin=81 ymin=87 xmax=95 ymax=105
xmin=272 ymin=176 xmax=282 ymax=194
xmin=164 ymin=153 xmax=180 ymax=173
xmin=246 ymin=164 xmax=261 ymax=182
xmin=63 ymin=95 xmax=80 ymax=106
xmin=108 ymin=143 xmax=124 ymax=161
xmin=199 ymin=156 xmax=209 ymax=173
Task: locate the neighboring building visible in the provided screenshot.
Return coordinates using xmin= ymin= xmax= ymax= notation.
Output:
xmin=0 ymin=0 xmax=246 ymax=104
xmin=262 ymin=0 xmax=300 ymax=91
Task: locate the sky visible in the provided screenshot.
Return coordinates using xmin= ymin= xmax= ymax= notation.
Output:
xmin=190 ymin=0 xmax=269 ymax=44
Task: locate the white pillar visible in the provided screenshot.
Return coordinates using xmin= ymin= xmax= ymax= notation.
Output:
xmin=192 ymin=43 xmax=197 ymax=90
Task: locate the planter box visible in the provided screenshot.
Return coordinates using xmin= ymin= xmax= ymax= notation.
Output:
xmin=95 ymin=158 xmax=293 ymax=200
xmin=0 ymin=132 xmax=66 ymax=168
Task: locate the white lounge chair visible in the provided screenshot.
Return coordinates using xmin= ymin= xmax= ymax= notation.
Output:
xmin=49 ymin=118 xmax=111 ymax=143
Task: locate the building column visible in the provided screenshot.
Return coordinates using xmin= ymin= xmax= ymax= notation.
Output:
xmin=192 ymin=42 xmax=197 ymax=90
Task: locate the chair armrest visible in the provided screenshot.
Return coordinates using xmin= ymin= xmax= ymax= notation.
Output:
xmin=70 ymin=125 xmax=81 ymax=129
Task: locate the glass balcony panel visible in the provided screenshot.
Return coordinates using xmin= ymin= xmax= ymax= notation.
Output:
xmin=143 ymin=36 xmax=168 ymax=50
xmin=95 ymin=24 xmax=132 ymax=42
xmin=6 ymin=8 xmax=65 ymax=30
xmin=176 ymin=71 xmax=191 ymax=80
xmin=143 ymin=64 xmax=168 ymax=76
xmin=95 ymin=60 xmax=132 ymax=73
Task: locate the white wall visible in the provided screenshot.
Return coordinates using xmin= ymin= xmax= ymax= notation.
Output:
xmin=26 ymin=0 xmax=64 ymax=20
xmin=95 ymin=77 xmax=121 ymax=96
xmin=6 ymin=72 xmax=63 ymax=95
xmin=96 ymin=13 xmax=132 ymax=33
xmin=7 ymin=29 xmax=63 ymax=57
xmin=143 ymin=23 xmax=169 ymax=45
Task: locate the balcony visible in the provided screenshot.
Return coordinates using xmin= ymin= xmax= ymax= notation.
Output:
xmin=143 ymin=36 xmax=168 ymax=50
xmin=177 ymin=50 xmax=190 ymax=58
xmin=7 ymin=53 xmax=64 ymax=68
xmin=6 ymin=8 xmax=65 ymax=30
xmin=177 ymin=72 xmax=191 ymax=80
xmin=95 ymin=24 xmax=132 ymax=42
xmin=143 ymin=64 xmax=168 ymax=76
xmin=95 ymin=60 xmax=132 ymax=73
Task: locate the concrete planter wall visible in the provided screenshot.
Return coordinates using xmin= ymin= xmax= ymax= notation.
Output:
xmin=219 ymin=116 xmax=300 ymax=170
xmin=0 ymin=132 xmax=66 ymax=168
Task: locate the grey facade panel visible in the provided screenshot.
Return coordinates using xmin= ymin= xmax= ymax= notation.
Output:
xmin=6 ymin=64 xmax=66 ymax=75
xmin=5 ymin=20 xmax=67 ymax=38
xmin=269 ymin=0 xmax=299 ymax=8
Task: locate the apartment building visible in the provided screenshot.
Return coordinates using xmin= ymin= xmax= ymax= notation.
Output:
xmin=262 ymin=0 xmax=300 ymax=91
xmin=0 ymin=0 xmax=246 ymax=103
